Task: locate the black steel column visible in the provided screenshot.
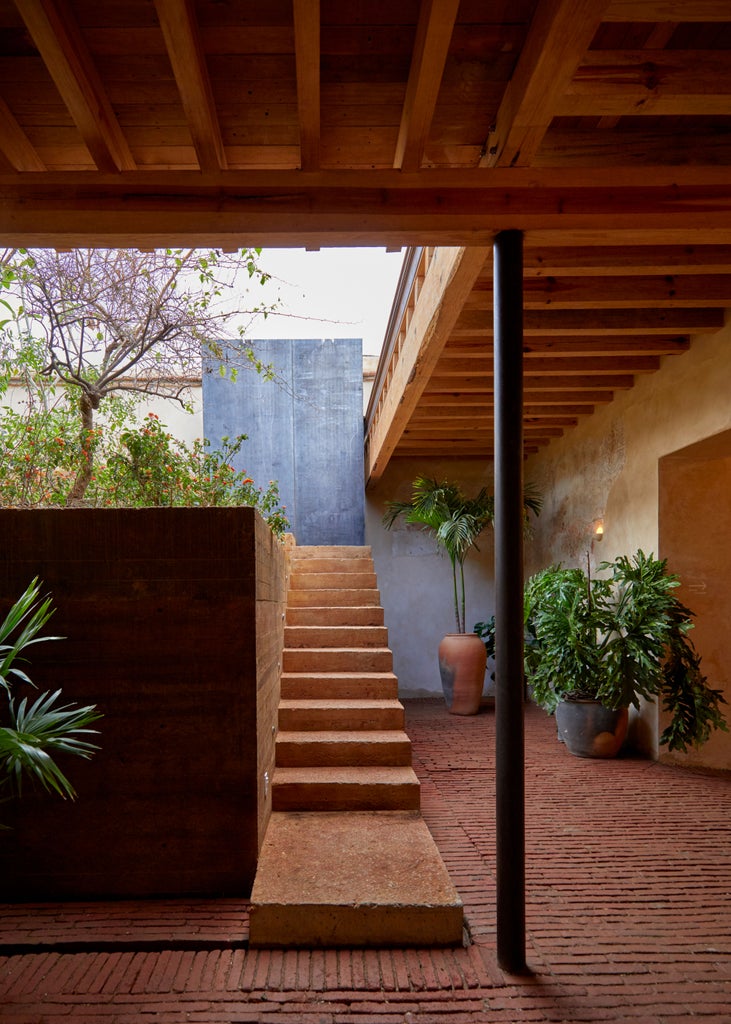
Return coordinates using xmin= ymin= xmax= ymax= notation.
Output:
xmin=493 ymin=229 xmax=527 ymax=974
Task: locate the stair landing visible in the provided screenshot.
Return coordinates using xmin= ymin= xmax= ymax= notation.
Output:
xmin=249 ymin=811 xmax=464 ymax=948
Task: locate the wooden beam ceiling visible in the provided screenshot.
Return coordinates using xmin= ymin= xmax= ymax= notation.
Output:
xmin=0 ymin=0 xmax=729 ymax=472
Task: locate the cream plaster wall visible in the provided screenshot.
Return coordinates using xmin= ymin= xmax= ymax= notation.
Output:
xmin=525 ymin=315 xmax=731 ymax=769
xmin=526 ymin=317 xmax=731 ymax=574
xmin=365 ymin=458 xmax=497 ymax=699
xmin=4 ymin=382 xmax=204 ymax=445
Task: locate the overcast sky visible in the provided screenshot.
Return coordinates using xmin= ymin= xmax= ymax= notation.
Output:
xmin=244 ymin=247 xmax=405 ymax=357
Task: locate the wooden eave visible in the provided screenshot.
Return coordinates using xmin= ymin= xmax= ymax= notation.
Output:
xmin=0 ymin=0 xmax=729 ymax=474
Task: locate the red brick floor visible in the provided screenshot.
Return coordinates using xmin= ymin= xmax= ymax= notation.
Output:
xmin=1 ymin=699 xmax=730 ymax=1023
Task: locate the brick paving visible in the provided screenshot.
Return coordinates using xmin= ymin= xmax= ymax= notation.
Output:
xmin=1 ymin=698 xmax=730 ymax=1023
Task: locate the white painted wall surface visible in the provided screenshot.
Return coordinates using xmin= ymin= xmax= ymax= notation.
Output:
xmin=365 ymin=458 xmax=498 ymax=699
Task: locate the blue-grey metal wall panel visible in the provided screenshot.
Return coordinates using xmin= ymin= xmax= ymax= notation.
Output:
xmin=203 ymin=338 xmax=364 ymax=545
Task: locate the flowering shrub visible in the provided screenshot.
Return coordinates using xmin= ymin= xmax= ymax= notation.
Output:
xmin=0 ymin=407 xmax=289 ymax=537
xmin=0 ymin=405 xmax=80 ymax=508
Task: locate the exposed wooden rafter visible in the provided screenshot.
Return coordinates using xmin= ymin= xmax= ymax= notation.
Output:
xmin=293 ymin=0 xmax=320 ymax=171
xmin=154 ymin=0 xmax=227 ymax=173
xmin=0 ymin=0 xmax=729 ymax=471
xmin=393 ymin=0 xmax=460 ymax=172
xmin=15 ymin=0 xmax=135 ymax=173
xmin=483 ymin=0 xmax=611 ymax=168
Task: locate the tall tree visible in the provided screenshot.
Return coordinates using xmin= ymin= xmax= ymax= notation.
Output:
xmin=2 ymin=247 xmax=274 ymax=501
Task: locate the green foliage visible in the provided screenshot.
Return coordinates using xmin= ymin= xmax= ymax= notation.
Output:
xmin=91 ymin=414 xmax=289 ymax=535
xmin=0 ymin=580 xmax=100 ymax=809
xmin=0 ymin=378 xmax=289 ymax=535
xmin=0 ymin=246 xmax=278 ymax=501
xmin=523 ymin=551 xmax=727 ymax=752
xmin=383 ymin=476 xmax=541 ymax=634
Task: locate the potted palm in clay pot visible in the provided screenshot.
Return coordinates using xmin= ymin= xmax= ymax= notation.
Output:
xmin=384 ymin=476 xmax=541 ymax=715
xmin=524 ymin=550 xmax=727 ymax=757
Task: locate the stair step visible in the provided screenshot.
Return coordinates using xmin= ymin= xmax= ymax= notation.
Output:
xmin=283 ymin=647 xmax=393 ymax=673
xmin=272 ymin=766 xmax=420 ymax=811
xmin=292 ymin=546 xmax=371 ymax=559
xmin=276 ymin=730 xmax=412 ymax=767
xmin=286 ymin=606 xmax=384 ymax=626
xmin=280 ymin=672 xmax=399 ymax=700
xmin=279 ymin=699 xmax=404 ymax=731
xmin=249 ymin=811 xmax=463 ymax=948
xmin=290 ymin=557 xmax=374 ymax=574
xmin=284 ymin=625 xmax=388 ymax=648
xmin=286 ymin=588 xmax=381 ymax=608
xmin=288 ymin=571 xmax=378 ymax=590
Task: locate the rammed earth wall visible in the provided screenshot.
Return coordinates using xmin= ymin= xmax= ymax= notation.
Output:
xmin=0 ymin=507 xmax=286 ymax=899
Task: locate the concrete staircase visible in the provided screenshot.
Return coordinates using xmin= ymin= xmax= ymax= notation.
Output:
xmin=249 ymin=545 xmax=463 ymax=948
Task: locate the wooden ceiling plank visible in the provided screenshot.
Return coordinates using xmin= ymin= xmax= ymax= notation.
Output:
xmin=523 ymin=245 xmax=731 ymax=276
xmin=15 ymin=0 xmax=135 ymax=173
xmin=483 ymin=0 xmax=612 ymax=168
xmin=0 ymin=96 xmax=46 ymax=171
xmin=393 ymin=0 xmax=461 ymax=172
xmin=604 ymin=1 xmax=731 ymax=20
xmin=154 ymin=0 xmax=227 ymax=173
xmin=293 ymin=0 xmax=320 ymax=171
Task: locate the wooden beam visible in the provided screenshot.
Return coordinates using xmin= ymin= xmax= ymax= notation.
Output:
xmin=433 ymin=354 xmax=662 ymax=375
xmin=154 ymin=0 xmax=227 ymax=173
xmin=393 ymin=0 xmax=460 ymax=172
xmin=364 ymin=246 xmax=490 ymax=484
xmin=463 ymin=274 xmax=731 ymax=309
xmin=0 ymin=98 xmax=46 ymax=172
xmin=418 ymin=390 xmax=612 ymax=406
xmin=604 ymin=1 xmax=731 ymax=20
xmin=427 ymin=373 xmax=634 ymax=391
xmin=483 ymin=0 xmax=611 ymax=168
xmin=293 ymin=0 xmax=320 ymax=171
xmin=0 ymin=171 xmax=730 ymax=246
xmin=453 ymin=308 xmax=725 ymax=335
xmin=522 ymin=245 xmax=731 ymax=276
xmin=558 ymin=51 xmax=731 ymax=118
xmin=15 ymin=0 xmax=135 ymax=173
xmin=441 ymin=336 xmax=691 ymax=356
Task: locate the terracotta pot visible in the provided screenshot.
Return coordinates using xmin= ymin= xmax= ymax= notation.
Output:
xmin=438 ymin=632 xmax=487 ymax=715
xmin=555 ymin=698 xmax=629 ymax=758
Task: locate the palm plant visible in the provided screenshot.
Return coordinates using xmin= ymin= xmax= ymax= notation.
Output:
xmin=383 ymin=476 xmax=541 ymax=633
xmin=1 ymin=579 xmax=101 ymax=808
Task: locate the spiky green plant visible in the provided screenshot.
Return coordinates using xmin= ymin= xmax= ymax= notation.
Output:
xmin=383 ymin=476 xmax=541 ymax=633
xmin=0 ymin=579 xmax=100 ymax=811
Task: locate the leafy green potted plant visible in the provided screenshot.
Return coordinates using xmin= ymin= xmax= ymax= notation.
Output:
xmin=523 ymin=550 xmax=727 ymax=757
xmin=1 ymin=579 xmax=101 ymax=815
xmin=383 ymin=476 xmax=541 ymax=714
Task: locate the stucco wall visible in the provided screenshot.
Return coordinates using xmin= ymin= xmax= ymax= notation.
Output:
xmin=525 ymin=316 xmax=731 ymax=769
xmin=365 ymin=459 xmax=498 ymax=699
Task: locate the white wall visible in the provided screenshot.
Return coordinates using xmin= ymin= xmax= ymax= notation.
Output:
xmin=3 ymin=381 xmax=203 ymax=445
xmin=365 ymin=458 xmax=497 ymax=698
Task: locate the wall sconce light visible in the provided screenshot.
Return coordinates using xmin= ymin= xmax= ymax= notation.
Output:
xmin=593 ymin=520 xmax=604 ymax=542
